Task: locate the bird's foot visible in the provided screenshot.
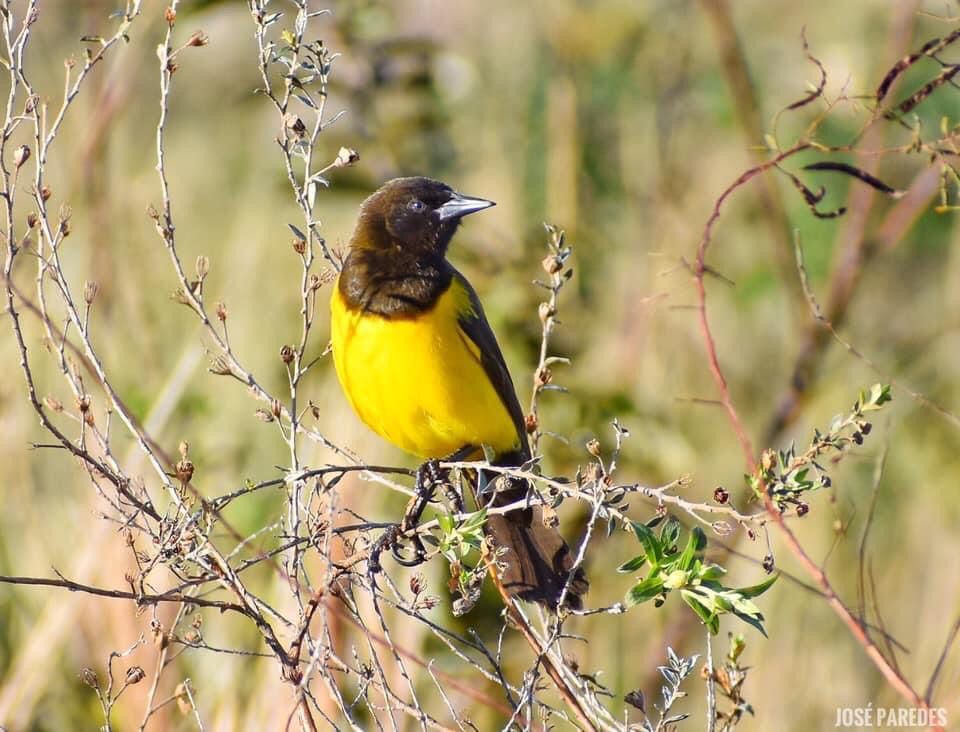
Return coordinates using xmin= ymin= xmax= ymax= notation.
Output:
xmin=399 ymin=459 xmax=446 ymax=533
xmin=388 ymin=460 xmax=447 ymax=567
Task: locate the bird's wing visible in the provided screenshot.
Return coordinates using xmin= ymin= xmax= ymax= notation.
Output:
xmin=451 ymin=268 xmax=531 ymax=464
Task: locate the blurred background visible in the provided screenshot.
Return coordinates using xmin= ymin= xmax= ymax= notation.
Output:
xmin=1 ymin=0 xmax=959 ymax=729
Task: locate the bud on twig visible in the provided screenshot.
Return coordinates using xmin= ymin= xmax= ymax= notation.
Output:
xmin=713 ymin=486 xmax=729 ymax=504
xmin=538 ymin=302 xmax=555 ymax=323
xmin=195 ymin=255 xmax=210 ymax=281
xmin=524 ymin=413 xmax=538 ymax=434
xmin=125 ymin=666 xmax=146 ymax=685
xmin=760 ymin=448 xmax=776 ymax=473
xmin=280 ymin=345 xmax=294 ymax=364
xmin=334 ymin=146 xmax=359 ymax=168
xmin=79 ymin=667 xmax=99 ymax=689
xmin=58 ymin=203 xmax=71 ymax=238
xmin=284 ymin=113 xmax=306 ymax=139
xmin=216 ymin=301 xmax=228 ymax=322
xmin=187 ymin=31 xmax=209 ymax=47
xmin=585 ymin=438 xmax=601 ymax=458
xmin=541 ymin=254 xmax=563 ymax=275
xmin=83 ymin=280 xmax=99 ymax=305
xmin=176 ymin=458 xmax=194 ymax=484
xmin=13 ymin=144 xmax=30 ymax=169
xmin=534 ymin=365 xmax=552 ymax=387
xmin=164 ymin=6 xmax=176 ymax=27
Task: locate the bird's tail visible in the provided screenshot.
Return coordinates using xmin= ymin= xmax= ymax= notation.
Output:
xmin=480 ymin=466 xmax=588 ymax=611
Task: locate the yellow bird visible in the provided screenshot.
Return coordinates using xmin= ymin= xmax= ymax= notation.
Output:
xmin=330 ymin=177 xmax=587 ymax=609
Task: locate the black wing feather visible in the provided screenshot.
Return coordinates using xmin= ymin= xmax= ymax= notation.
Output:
xmin=451 ymin=268 xmax=530 ymax=464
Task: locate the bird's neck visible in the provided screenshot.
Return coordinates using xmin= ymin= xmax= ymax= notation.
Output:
xmin=338 ymin=247 xmax=453 ymax=318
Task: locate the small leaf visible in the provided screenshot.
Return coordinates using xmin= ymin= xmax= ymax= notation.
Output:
xmin=617 ymin=555 xmax=647 ymax=573
xmin=660 ymin=516 xmax=681 ymax=548
xmin=699 ymin=563 xmax=727 ymax=580
xmin=736 ymin=573 xmax=779 ymax=598
xmin=681 ymin=590 xmax=719 ymax=634
xmin=625 ymin=576 xmax=665 ymax=607
xmin=631 ymin=521 xmax=663 ymax=566
xmin=677 ymin=527 xmax=707 ymax=571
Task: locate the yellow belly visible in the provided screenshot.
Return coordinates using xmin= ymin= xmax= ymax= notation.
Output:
xmin=330 ymin=277 xmax=521 ymax=459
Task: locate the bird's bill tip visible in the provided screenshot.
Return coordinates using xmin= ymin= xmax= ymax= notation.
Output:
xmin=436 ymin=192 xmax=496 ymax=221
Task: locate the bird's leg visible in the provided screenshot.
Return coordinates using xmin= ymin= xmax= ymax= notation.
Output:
xmin=369 ymin=524 xmax=399 ymax=583
xmin=391 ymin=448 xmax=473 ymax=566
xmin=437 ymin=444 xmax=475 ymax=514
xmin=400 ymin=459 xmax=444 ymax=532
xmin=391 ymin=459 xmax=444 ymax=566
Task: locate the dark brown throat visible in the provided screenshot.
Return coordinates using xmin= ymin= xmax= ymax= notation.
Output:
xmin=338 ymin=247 xmax=453 ymax=319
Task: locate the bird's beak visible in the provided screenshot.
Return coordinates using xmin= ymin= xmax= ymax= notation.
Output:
xmin=436 ymin=192 xmax=496 ymax=221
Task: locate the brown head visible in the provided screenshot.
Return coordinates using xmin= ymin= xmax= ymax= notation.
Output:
xmin=349 ymin=177 xmax=494 ymax=258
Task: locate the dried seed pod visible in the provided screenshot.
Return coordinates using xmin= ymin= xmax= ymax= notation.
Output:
xmin=79 ymin=667 xmax=99 ymax=689
xmin=538 ymin=301 xmax=554 ymax=323
xmin=524 ymin=413 xmax=538 ymax=434
xmin=83 ymin=280 xmax=99 ymax=305
xmin=176 ymin=458 xmax=194 ymax=484
xmin=13 ymin=144 xmax=30 ymax=168
xmin=125 ymin=666 xmax=146 ymax=685
xmin=541 ymin=254 xmax=563 ymax=275
xmin=195 ymin=255 xmax=210 ymax=280
xmin=334 ymin=146 xmax=360 ymax=168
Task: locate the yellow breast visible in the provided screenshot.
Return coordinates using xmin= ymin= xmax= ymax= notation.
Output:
xmin=330 ymin=277 xmax=521 ymax=460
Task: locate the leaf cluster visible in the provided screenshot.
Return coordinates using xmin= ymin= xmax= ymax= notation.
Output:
xmin=620 ymin=517 xmax=777 ymax=635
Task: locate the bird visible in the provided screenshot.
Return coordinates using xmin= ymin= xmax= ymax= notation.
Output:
xmin=329 ymin=176 xmax=587 ymax=610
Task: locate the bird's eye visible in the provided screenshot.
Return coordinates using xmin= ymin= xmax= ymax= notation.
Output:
xmin=407 ymin=199 xmax=425 ymax=212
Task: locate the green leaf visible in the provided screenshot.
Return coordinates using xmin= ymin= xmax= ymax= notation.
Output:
xmin=681 ymin=590 xmax=719 ymax=634
xmin=677 ymin=527 xmax=707 ymax=571
xmin=699 ymin=563 xmax=727 ymax=581
xmin=732 ymin=608 xmax=769 ymax=637
xmin=631 ymin=521 xmax=662 ymax=566
xmin=625 ymin=576 xmax=665 ymax=607
xmin=859 ymin=383 xmax=892 ymax=412
xmin=617 ymin=555 xmax=647 ymax=573
xmin=660 ymin=516 xmax=681 ymax=549
xmin=437 ymin=514 xmax=454 ymax=534
xmin=731 ymin=595 xmax=762 ymax=618
xmin=736 ymin=573 xmax=779 ymax=598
